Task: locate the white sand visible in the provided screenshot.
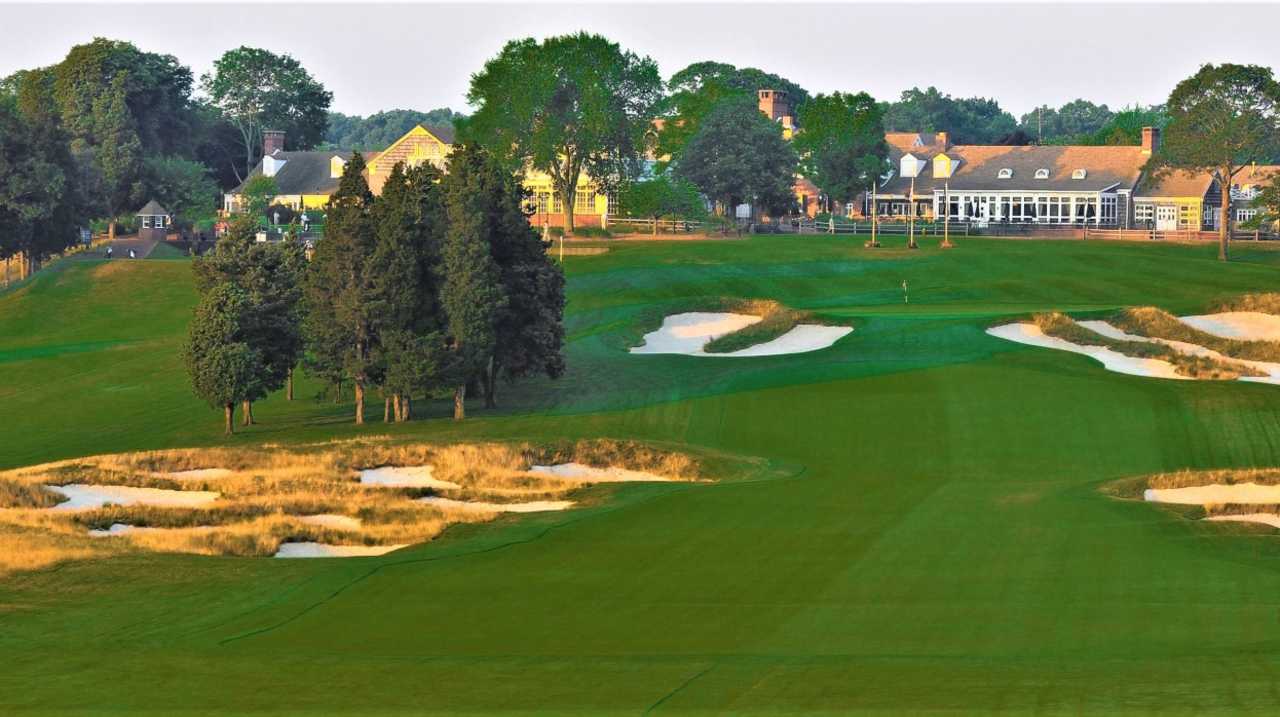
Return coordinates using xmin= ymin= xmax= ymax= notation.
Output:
xmin=418 ymin=496 xmax=575 ymax=513
xmin=1078 ymin=320 xmax=1280 ymax=386
xmin=358 ymin=465 xmax=460 ymax=490
xmin=274 ymin=542 xmax=407 ymax=558
xmin=718 ymin=325 xmax=852 ymax=357
xmin=986 ymin=323 xmax=1187 ymax=380
xmin=1144 ymin=483 xmax=1280 ymax=505
xmin=1205 ymin=513 xmax=1280 ymax=530
xmin=1180 ymin=312 xmax=1280 ymax=342
xmin=86 ymin=522 xmax=214 ymax=537
xmin=630 ymin=312 xmax=762 ymax=355
xmin=529 ymin=462 xmax=673 ymax=483
xmin=159 ymin=468 xmax=233 ymax=481
xmin=45 ymin=484 xmax=220 ymax=511
xmin=296 ymin=513 xmax=362 ymax=531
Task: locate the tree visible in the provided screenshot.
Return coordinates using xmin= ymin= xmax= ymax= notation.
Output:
xmin=1019 ymin=100 xmax=1113 ymax=144
xmin=676 ymin=95 xmax=798 ymax=218
xmin=0 ymin=97 xmax=83 ymax=278
xmin=464 ymin=32 xmax=662 ymax=234
xmin=659 ymin=61 xmax=809 ymax=161
xmin=440 ymin=143 xmax=509 ymax=420
xmin=194 ymin=215 xmax=306 ymax=424
xmin=184 ymin=283 xmax=261 ymax=435
xmin=89 ymin=72 xmax=143 ymax=239
xmin=617 ymin=176 xmax=706 ymax=221
xmin=142 ymin=156 xmax=218 ymax=227
xmin=239 ymin=175 xmax=278 ymax=219
xmin=323 ymin=108 xmax=462 ymax=150
xmin=1149 ymin=64 xmax=1280 ymax=261
xmin=883 ymin=87 xmax=1017 ymax=144
xmin=793 ymin=92 xmax=888 ymax=209
xmin=304 ymin=152 xmax=378 ymax=423
xmin=201 ymin=47 xmax=333 ymax=180
xmin=1081 ymin=105 xmax=1169 ymax=146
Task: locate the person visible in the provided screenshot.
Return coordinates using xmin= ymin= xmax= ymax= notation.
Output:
xmin=105 ymin=245 xmax=113 ymax=260
xmin=128 ymin=248 xmax=136 ymax=260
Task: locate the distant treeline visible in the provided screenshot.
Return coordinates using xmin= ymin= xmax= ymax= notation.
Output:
xmin=322 ymin=108 xmax=464 ymax=151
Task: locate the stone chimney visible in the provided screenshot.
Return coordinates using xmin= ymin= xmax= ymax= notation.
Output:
xmin=1141 ymin=126 xmax=1160 ymax=155
xmin=263 ymin=130 xmax=286 ymax=156
xmin=936 ymin=131 xmax=949 ymax=151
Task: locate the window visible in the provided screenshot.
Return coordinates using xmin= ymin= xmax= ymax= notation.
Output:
xmin=534 ymin=192 xmax=551 ymax=214
xmin=1035 ymin=168 xmax=1050 ymax=179
xmin=1101 ymin=195 xmax=1117 ymax=223
xmin=606 ymin=193 xmax=619 ymax=217
xmin=575 ymin=191 xmax=596 ymax=214
xmin=1071 ymin=169 xmax=1087 ymax=180
xmin=1135 ymin=203 xmax=1154 ymax=222
xmin=1238 ymin=208 xmax=1258 ymax=222
xmin=997 ymin=168 xmax=1013 ymax=179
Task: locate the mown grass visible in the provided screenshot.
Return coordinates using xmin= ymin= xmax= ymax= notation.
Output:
xmin=1112 ymin=306 xmax=1280 ymax=362
xmin=1033 ymin=311 xmax=1256 ymax=379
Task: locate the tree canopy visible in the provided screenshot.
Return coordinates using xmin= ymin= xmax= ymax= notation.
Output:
xmin=676 ymin=95 xmax=798 ymax=218
xmin=324 ymin=108 xmax=462 ymax=150
xmin=1018 ymin=99 xmax=1114 ymax=144
xmin=794 ymin=92 xmax=889 ymax=206
xmin=658 ymin=61 xmax=809 ymax=160
xmin=882 ymin=87 xmax=1017 ymax=144
xmin=463 ymin=32 xmax=662 ymax=233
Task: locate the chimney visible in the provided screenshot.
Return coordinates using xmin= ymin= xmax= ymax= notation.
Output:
xmin=1141 ymin=126 xmax=1159 ymax=155
xmin=936 ymin=131 xmax=949 ymax=151
xmin=263 ymin=130 xmax=285 ymax=157
xmin=757 ymin=89 xmax=790 ymax=122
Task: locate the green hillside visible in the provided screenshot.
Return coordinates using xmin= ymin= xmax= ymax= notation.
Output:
xmin=5 ymin=237 xmax=1280 ymax=714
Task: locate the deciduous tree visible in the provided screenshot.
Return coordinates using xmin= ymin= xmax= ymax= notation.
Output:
xmin=794 ymin=92 xmax=888 ymax=210
xmin=676 ymin=95 xmax=798 ymax=218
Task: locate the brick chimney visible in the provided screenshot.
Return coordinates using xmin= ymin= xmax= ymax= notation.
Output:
xmin=757 ymin=89 xmax=790 ymax=122
xmin=936 ymin=131 xmax=949 ymax=151
xmin=263 ymin=130 xmax=285 ymax=156
xmin=1141 ymin=126 xmax=1160 ymax=155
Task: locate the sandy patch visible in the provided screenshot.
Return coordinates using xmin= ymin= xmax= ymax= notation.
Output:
xmin=159 ymin=468 xmax=234 ymax=481
xmin=358 ymin=465 xmax=460 ymax=490
xmin=1144 ymin=483 xmax=1280 ymax=504
xmin=1180 ymin=312 xmax=1280 ymax=342
xmin=418 ymin=496 xmax=574 ymax=513
xmin=296 ymin=514 xmax=362 ymax=531
xmin=274 ymin=542 xmax=407 ymax=558
xmin=529 ymin=463 xmax=673 ymax=483
xmin=45 ymin=484 xmax=220 ymax=511
xmin=87 ymin=523 xmax=137 ymax=537
xmin=1079 ymin=320 xmax=1280 ymax=385
xmin=630 ymin=312 xmax=762 ymax=355
xmin=986 ymin=323 xmax=1187 ymax=380
xmin=718 ymin=325 xmax=852 ymax=357
xmin=1205 ymin=513 xmax=1280 ymax=530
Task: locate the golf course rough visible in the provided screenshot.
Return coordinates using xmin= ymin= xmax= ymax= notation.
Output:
xmin=9 ymin=237 xmax=1280 ymax=713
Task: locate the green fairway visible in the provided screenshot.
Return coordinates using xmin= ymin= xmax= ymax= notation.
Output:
xmin=5 ymin=236 xmax=1280 ymax=714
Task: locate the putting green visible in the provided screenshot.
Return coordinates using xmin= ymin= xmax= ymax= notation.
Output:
xmin=4 ymin=236 xmax=1280 ymax=715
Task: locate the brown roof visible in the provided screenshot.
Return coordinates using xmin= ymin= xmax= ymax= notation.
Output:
xmin=1233 ymin=164 xmax=1280 ymax=186
xmin=885 ymin=132 xmax=945 ymax=155
xmin=1138 ymin=169 xmax=1214 ymax=199
xmin=877 ymin=143 xmax=1147 ymax=196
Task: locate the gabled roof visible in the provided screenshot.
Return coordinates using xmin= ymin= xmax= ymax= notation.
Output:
xmin=232 ymin=150 xmax=361 ymax=197
xmin=1232 ymin=164 xmax=1280 ymax=186
xmin=878 ymin=142 xmax=1147 ymax=195
xmin=1138 ymin=169 xmax=1215 ymax=199
xmin=136 ymin=200 xmax=169 ymax=216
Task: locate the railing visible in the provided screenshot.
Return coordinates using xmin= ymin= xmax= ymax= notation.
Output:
xmin=608 ymin=217 xmax=710 ymax=235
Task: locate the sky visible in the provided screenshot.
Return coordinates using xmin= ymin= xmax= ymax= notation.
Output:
xmin=2 ymin=2 xmax=1277 ymax=120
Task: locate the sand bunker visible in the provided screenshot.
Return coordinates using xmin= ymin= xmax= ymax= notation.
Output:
xmin=86 ymin=522 xmax=214 ymax=537
xmin=1205 ymin=513 xmax=1280 ymax=530
xmin=358 ymin=465 xmax=460 ymax=490
xmin=529 ymin=463 xmax=672 ymax=483
xmin=296 ymin=513 xmax=362 ymax=531
xmin=631 ymin=312 xmax=849 ymax=356
xmin=160 ymin=468 xmax=233 ymax=481
xmin=418 ymin=496 xmax=574 ymax=513
xmin=274 ymin=542 xmax=406 ymax=558
xmin=1180 ymin=312 xmax=1280 ymax=342
xmin=986 ymin=323 xmax=1186 ymax=380
xmin=1078 ymin=320 xmax=1280 ymax=385
xmin=45 ymin=484 xmax=220 ymax=511
xmin=1144 ymin=483 xmax=1280 ymax=505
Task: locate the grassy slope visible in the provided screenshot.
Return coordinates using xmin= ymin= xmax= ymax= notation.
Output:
xmin=6 ymin=238 xmax=1280 ymax=714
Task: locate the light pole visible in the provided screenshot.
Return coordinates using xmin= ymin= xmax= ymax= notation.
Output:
xmin=941 ymin=179 xmax=954 ymax=249
xmin=908 ymin=174 xmax=918 ymax=249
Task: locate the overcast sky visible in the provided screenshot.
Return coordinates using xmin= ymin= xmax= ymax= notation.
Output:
xmin=2 ymin=2 xmax=1276 ymax=120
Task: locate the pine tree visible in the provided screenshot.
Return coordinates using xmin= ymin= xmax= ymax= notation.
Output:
xmin=440 ymin=144 xmax=508 ymax=420
xmin=304 ymin=152 xmax=379 ymax=423
xmin=184 ymin=284 xmax=261 ymax=435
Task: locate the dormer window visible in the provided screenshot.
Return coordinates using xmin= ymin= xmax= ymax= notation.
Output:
xmin=1035 ymin=168 xmax=1050 ymax=179
xmin=997 ymin=168 xmax=1013 ymax=179
xmin=1072 ymin=169 xmax=1087 ymax=180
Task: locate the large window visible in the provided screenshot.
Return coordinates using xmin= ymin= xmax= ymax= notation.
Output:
xmin=1135 ymin=203 xmax=1154 ymax=222
xmin=575 ymin=191 xmax=596 ymax=214
xmin=1101 ymin=195 xmax=1117 ymax=223
xmin=1237 ymin=208 xmax=1258 ymax=222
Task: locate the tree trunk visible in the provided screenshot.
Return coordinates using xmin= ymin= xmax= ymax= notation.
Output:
xmin=108 ymin=220 xmax=116 ymax=242
xmin=401 ymin=396 xmax=411 ymax=422
xmin=1219 ymin=165 xmax=1232 ymax=262
xmin=334 ymin=381 xmax=342 ymax=403
xmin=242 ymin=400 xmax=253 ymax=426
xmin=286 ymin=367 xmax=294 ymax=401
xmin=483 ymin=356 xmax=497 ymax=409
xmin=453 ymin=384 xmax=466 ymax=421
xmin=384 ymin=395 xmax=391 ymax=423
xmin=224 ymin=403 xmax=235 ymax=435
xmin=354 ymin=382 xmax=365 ymax=424
xmin=563 ymin=187 xmax=576 ymax=236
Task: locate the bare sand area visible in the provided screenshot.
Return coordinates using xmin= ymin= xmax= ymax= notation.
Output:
xmin=46 ymin=484 xmax=220 ymax=511
xmin=418 ymin=496 xmax=575 ymax=513
xmin=1143 ymin=483 xmax=1280 ymax=504
xmin=1180 ymin=312 xmax=1280 ymax=342
xmin=274 ymin=542 xmax=407 ymax=558
xmin=986 ymin=323 xmax=1186 ymax=380
xmin=358 ymin=465 xmax=460 ymax=490
xmin=631 ymin=312 xmax=849 ymax=356
xmin=528 ymin=463 xmax=672 ymax=482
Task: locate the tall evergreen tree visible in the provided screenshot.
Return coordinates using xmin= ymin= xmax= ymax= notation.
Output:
xmin=440 ymin=144 xmax=508 ymax=420
xmin=304 ymin=152 xmax=379 ymax=423
xmin=184 ymin=283 xmax=261 ymax=435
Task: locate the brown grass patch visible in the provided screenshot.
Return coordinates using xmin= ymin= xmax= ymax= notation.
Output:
xmin=1033 ymin=312 xmax=1259 ymax=380
xmin=0 ymin=439 xmax=704 ymax=574
xmin=1213 ymin=293 xmax=1280 ymax=315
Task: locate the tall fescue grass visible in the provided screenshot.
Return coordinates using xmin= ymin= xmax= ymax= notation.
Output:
xmin=1146 ymin=467 xmax=1280 ymax=490
xmin=1212 ymin=292 xmax=1280 ymax=315
xmin=0 ymin=439 xmax=701 ymax=574
xmin=702 ymin=299 xmax=816 ymax=354
xmin=1033 ymin=312 xmax=1255 ymax=380
xmin=1112 ymin=307 xmax=1280 ymax=363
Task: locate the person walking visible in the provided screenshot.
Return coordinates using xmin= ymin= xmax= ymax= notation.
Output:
xmin=105 ymin=245 xmax=113 ymax=260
